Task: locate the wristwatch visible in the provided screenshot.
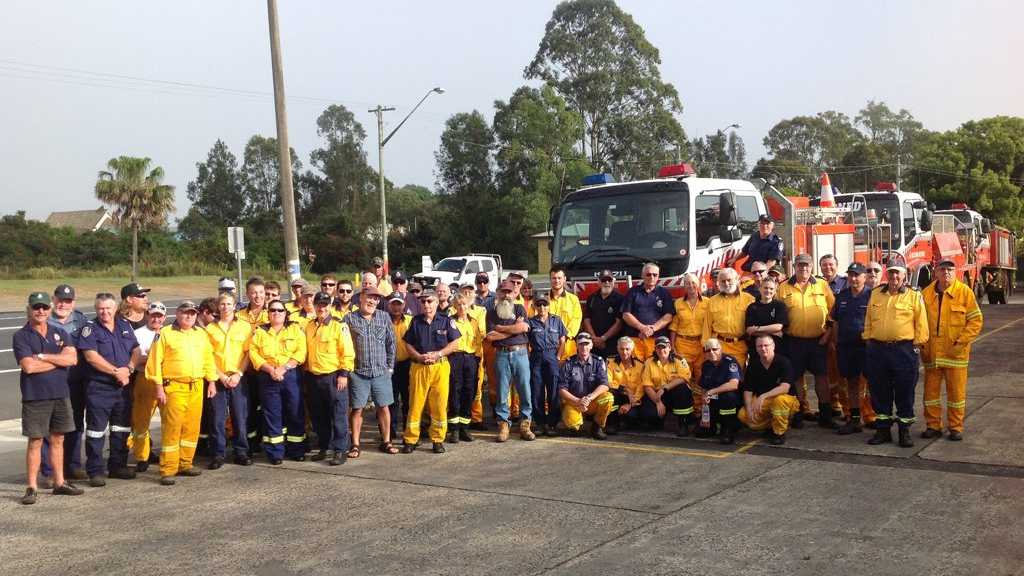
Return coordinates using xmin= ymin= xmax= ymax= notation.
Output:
xmin=36 ymin=353 xmax=44 ymax=361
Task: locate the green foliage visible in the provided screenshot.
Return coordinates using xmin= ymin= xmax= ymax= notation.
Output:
xmin=692 ymin=130 xmax=747 ymax=179
xmin=525 ymin=0 xmax=687 ymax=180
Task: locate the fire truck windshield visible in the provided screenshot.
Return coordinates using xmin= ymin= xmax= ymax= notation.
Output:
xmin=834 ymin=193 xmax=903 ymax=245
xmin=553 ymin=189 xmax=689 ymax=266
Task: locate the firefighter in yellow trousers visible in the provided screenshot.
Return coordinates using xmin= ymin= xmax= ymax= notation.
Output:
xmin=920 ymin=259 xmax=983 ymax=441
xmin=145 ymin=301 xmax=217 ymax=485
xmin=402 ymin=289 xmax=461 ymax=454
xmin=703 ymin=268 xmax=754 ymax=370
xmin=130 ymin=302 xmax=167 ymax=472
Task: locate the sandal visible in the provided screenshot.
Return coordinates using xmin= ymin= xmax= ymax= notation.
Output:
xmin=345 ymin=445 xmax=361 ymax=459
xmin=378 ymin=441 xmax=399 ymax=455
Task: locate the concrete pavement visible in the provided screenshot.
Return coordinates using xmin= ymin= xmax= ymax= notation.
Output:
xmin=0 ymin=298 xmax=1021 ymax=575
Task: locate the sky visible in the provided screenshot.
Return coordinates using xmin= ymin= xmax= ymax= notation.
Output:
xmin=1 ymin=0 xmax=1022 ymax=221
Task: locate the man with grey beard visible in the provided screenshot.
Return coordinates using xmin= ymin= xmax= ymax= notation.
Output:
xmin=583 ymin=269 xmax=624 ymax=358
xmin=485 ymin=281 xmax=534 ymax=442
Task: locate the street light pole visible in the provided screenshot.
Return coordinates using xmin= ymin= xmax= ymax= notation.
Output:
xmin=266 ymin=0 xmax=300 ymax=280
xmin=719 ymin=123 xmax=741 ymax=178
xmin=370 ymin=87 xmax=444 ymax=272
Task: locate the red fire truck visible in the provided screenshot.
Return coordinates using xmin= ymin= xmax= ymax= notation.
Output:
xmin=934 ymin=203 xmax=1017 ymax=302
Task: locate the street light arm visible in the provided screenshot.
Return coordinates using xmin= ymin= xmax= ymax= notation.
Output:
xmin=382 ymin=87 xmax=443 ymax=147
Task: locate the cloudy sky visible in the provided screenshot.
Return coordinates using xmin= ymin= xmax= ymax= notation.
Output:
xmin=1 ymin=0 xmax=1021 ymax=220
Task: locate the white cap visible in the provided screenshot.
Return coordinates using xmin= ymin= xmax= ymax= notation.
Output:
xmin=218 ymin=278 xmax=236 ymax=290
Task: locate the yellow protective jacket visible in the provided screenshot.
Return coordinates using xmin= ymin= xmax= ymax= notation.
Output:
xmin=392 ymin=314 xmax=412 ymax=362
xmin=670 ymin=297 xmax=708 ymax=339
xmin=703 ymin=291 xmax=755 ymax=341
xmin=778 ymin=277 xmax=835 ymax=338
xmin=641 ymin=356 xmax=692 ymax=390
xmin=451 ymin=314 xmax=483 ymax=356
xmin=237 ymin=306 xmax=268 ymax=326
xmin=145 ymin=324 xmax=218 ymax=384
xmin=920 ymin=279 xmax=983 ymax=368
xmin=249 ymin=322 xmax=307 ymax=371
xmin=548 ymin=290 xmax=582 ymax=338
xmin=862 ymin=285 xmax=929 ymax=345
xmin=607 ymin=357 xmax=644 ymax=403
xmin=205 ymin=319 xmax=252 ymax=375
xmin=304 ymin=316 xmax=355 ymax=376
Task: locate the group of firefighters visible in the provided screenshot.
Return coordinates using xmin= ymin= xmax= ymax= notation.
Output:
xmin=14 ymin=243 xmax=985 ymax=505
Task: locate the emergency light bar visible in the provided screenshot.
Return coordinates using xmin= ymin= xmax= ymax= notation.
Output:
xmin=582 ymin=173 xmax=615 ymax=186
xmin=657 ymin=163 xmax=696 ymax=178
xmin=951 ymin=202 xmax=969 ymax=209
xmin=874 ymin=181 xmax=897 ymax=192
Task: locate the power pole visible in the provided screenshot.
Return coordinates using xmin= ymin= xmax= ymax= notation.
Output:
xmin=370 ymin=105 xmax=395 ymax=270
xmin=267 ymin=0 xmax=301 ymax=280
xmin=896 ymin=155 xmax=902 ymax=191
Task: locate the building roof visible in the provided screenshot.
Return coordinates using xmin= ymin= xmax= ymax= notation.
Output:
xmin=45 ymin=208 xmax=115 ymax=233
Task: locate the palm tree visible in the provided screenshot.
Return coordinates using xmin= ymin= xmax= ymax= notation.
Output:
xmin=95 ymin=156 xmax=176 ymax=281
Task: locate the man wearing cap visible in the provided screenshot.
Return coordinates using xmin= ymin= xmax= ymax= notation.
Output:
xmin=473 ymin=272 xmax=496 ymax=309
xmin=14 ymin=292 xmax=84 ymax=504
xmin=739 ymin=335 xmax=800 ymax=445
xmin=640 ymin=335 xmax=694 ymax=435
xmin=731 ymin=214 xmax=783 ymax=272
xmin=205 ymin=293 xmax=254 ymax=468
xmin=862 ymin=264 xmax=929 ymax=447
xmin=285 ymin=278 xmax=306 ymax=314
xmin=768 ymin=265 xmax=786 ymax=284
xmin=777 ymin=253 xmax=837 ymax=428
xmin=547 ymin=265 xmax=582 ymax=361
xmin=920 ymin=259 xmax=983 ymax=441
xmin=621 ymin=262 xmax=675 ymax=360
xmin=129 ymin=301 xmax=168 ymax=472
xmin=486 ymin=281 xmax=535 ymax=442
xmin=41 ymin=284 xmax=89 ymax=482
xmin=344 ymin=287 xmax=398 ymax=456
xmin=146 ymin=301 xmax=218 ymax=484
xmin=830 ymin=263 xmax=876 ymax=434
xmin=305 ymin=292 xmax=356 ymax=465
xmin=703 ymin=268 xmax=755 ymax=371
xmin=371 ymin=257 xmax=394 ymax=296
xmin=119 ymin=283 xmax=151 ymax=329
xmin=288 ymin=283 xmax=318 ymax=328
xmin=583 ymin=270 xmax=624 ymax=358
xmin=392 ymin=271 xmax=421 ymax=317
xmin=387 ymin=293 xmax=413 ymax=439
xmin=403 ymin=289 xmax=462 ymax=453
xmin=78 ymin=292 xmax=142 ymax=485
xmin=558 ymin=332 xmax=613 ymax=439
xmin=217 ymin=277 xmax=237 ymax=297
xmin=527 ymin=291 xmax=568 ymax=435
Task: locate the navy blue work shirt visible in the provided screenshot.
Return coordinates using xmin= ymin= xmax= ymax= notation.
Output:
xmin=486 ymin=303 xmax=529 ymax=348
xmin=620 ymin=285 xmax=674 ymax=338
xmin=475 ymin=290 xmax=496 ymax=311
xmin=77 ymin=318 xmax=139 ymax=384
xmin=831 ymin=286 xmax=871 ymax=345
xmin=699 ymin=354 xmax=742 ymax=391
xmin=526 ymin=314 xmax=567 ymax=356
xmin=558 ymin=354 xmax=608 ymax=398
xmin=824 ymin=275 xmax=848 ymax=295
xmin=13 ymin=323 xmax=73 ymax=401
xmin=48 ymin=309 xmax=88 ymax=346
xmin=740 ymin=233 xmax=783 ymax=271
xmin=404 ymin=313 xmax=461 ymax=355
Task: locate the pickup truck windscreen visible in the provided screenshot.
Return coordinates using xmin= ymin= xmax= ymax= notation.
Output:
xmin=433 ymin=258 xmax=467 ymax=273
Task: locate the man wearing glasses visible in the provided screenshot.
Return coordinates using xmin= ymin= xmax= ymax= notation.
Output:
xmin=582 ymin=269 xmax=624 ymax=358
xmin=79 ymin=292 xmax=142 ymax=486
xmin=14 ymin=292 xmax=84 ymax=504
xmin=331 ymin=278 xmax=359 ymax=319
xmin=41 ymin=284 xmax=89 ymax=484
xmin=118 ymin=283 xmax=151 ymax=330
xmin=558 ymin=332 xmax=613 ymax=439
xmin=621 ymin=262 xmax=675 ymax=360
xmin=744 ymin=262 xmax=769 ymax=298
xmin=474 ymin=272 xmax=495 ymax=309
xmin=864 ymin=261 xmax=883 ymax=289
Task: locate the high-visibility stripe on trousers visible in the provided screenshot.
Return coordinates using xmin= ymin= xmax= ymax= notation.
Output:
xmin=447 ymin=353 xmax=479 ymax=426
xmin=923 ymin=367 xmax=967 ymax=433
xmin=159 ymin=379 xmax=204 ymax=477
xmin=561 ymin=391 xmax=614 ymax=431
xmin=259 ymin=368 xmax=306 ymax=460
xmin=405 ymin=360 xmax=450 ymax=445
xmin=673 ymin=337 xmax=706 ymax=415
xmin=867 ymin=341 xmax=919 ymax=426
xmin=739 ymin=394 xmax=800 ymax=436
xmin=131 ymin=374 xmax=161 ymax=463
xmin=85 ymin=379 xmax=133 ymax=477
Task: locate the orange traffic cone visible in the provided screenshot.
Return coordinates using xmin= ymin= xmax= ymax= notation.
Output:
xmin=819 ymin=172 xmax=835 ymax=207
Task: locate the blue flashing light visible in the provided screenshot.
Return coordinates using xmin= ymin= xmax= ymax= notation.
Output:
xmin=582 ymin=173 xmax=615 ymax=186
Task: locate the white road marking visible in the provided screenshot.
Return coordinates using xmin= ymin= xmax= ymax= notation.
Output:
xmin=0 ymin=368 xmax=21 ymax=374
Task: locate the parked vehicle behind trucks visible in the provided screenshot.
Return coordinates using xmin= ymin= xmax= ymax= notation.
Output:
xmin=413 ymin=253 xmax=527 ymax=290
xmin=934 ymin=203 xmax=1017 ymax=302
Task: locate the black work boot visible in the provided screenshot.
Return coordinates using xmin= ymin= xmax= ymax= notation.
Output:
xmin=458 ymin=424 xmax=474 ymax=442
xmin=719 ymin=416 xmax=736 ymax=445
xmin=897 ymin=424 xmax=914 ymax=448
xmin=818 ymin=403 xmax=837 ymax=429
xmin=791 ymin=412 xmax=804 ymax=429
xmin=837 ymin=413 xmax=862 ymax=435
xmin=868 ymin=426 xmax=893 ymax=445
xmin=675 ymin=415 xmax=690 ymax=438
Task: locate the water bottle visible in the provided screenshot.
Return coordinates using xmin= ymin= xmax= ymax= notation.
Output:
xmin=700 ymin=402 xmax=711 ymax=428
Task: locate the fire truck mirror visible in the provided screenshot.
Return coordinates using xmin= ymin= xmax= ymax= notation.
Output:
xmin=718 ymin=192 xmax=738 ymax=227
xmin=919 ymin=209 xmax=932 ymax=232
xmin=719 ymin=226 xmax=742 ymax=244
xmin=981 ymin=218 xmax=993 ymax=234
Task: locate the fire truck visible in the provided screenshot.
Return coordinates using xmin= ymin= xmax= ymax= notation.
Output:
xmin=933 ymin=203 xmax=1017 ymax=302
xmin=550 ymin=164 xmax=769 ymax=297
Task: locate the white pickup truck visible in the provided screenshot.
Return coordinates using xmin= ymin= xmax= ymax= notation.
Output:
xmin=413 ymin=253 xmax=527 ymax=289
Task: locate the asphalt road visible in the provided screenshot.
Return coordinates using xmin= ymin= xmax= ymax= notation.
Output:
xmin=0 ymin=295 xmax=1022 ymax=576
